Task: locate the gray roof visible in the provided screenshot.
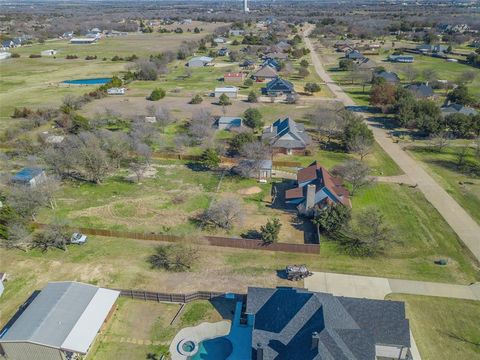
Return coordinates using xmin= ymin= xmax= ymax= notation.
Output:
xmin=262 ymin=118 xmax=311 ymax=149
xmin=0 ymin=282 xmax=119 ymax=354
xmin=374 ymin=71 xmax=400 ymax=83
xmin=254 ymin=65 xmax=278 ymax=78
xmin=247 ymin=287 xmax=410 ymax=360
xmin=405 ymin=84 xmax=434 ymax=98
xmin=441 ymin=103 xmax=477 ymax=116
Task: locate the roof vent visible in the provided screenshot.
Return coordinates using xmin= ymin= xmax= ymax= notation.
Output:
xmin=311 ymin=331 xmax=320 ymax=350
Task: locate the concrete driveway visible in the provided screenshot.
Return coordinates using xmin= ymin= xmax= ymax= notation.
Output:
xmin=305 ymin=271 xmax=480 ymax=301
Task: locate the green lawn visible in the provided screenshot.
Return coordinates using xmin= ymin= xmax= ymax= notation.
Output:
xmin=387 ymin=294 xmax=480 ymax=360
xmin=275 ymin=142 xmax=402 ymax=176
xmin=407 ymin=146 xmax=480 ymax=224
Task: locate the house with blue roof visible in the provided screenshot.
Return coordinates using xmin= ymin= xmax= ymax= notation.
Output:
xmin=262 ymin=117 xmax=310 ymax=154
xmin=247 ymin=287 xmax=412 ymax=360
xmin=262 ymin=58 xmax=281 ymax=71
xmin=11 ymin=168 xmax=47 ymax=187
xmin=261 ymin=77 xmax=295 ymax=96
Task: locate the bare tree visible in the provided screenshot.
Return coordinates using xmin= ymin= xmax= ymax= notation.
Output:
xmin=200 ymin=197 xmax=244 ymax=230
xmin=148 ymin=243 xmax=199 ymax=272
xmin=236 ymin=141 xmax=272 ymax=178
xmin=332 ymin=160 xmax=372 ymax=195
xmin=404 ymin=66 xmax=419 ymax=83
xmin=1 ymin=222 xmax=32 ymax=251
xmin=189 ymin=109 xmax=214 ymax=145
xmin=310 ymin=105 xmax=345 ymax=144
xmin=32 ymin=218 xmax=70 ymax=252
xmin=348 ymin=133 xmax=374 ymax=160
xmin=428 ymin=131 xmax=451 ymax=152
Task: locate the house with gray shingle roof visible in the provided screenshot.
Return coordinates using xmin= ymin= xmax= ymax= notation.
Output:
xmin=441 ymin=103 xmax=478 ymax=117
xmin=262 ymin=118 xmax=311 ymax=154
xmin=247 ymin=287 xmax=411 ymax=360
xmin=405 ymin=84 xmax=434 ymax=98
xmin=373 ymin=71 xmax=400 ymax=84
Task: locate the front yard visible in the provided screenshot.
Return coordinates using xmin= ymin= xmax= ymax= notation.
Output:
xmin=387 ymin=294 xmax=480 ymax=360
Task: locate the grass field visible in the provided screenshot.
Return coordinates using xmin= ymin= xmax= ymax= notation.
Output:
xmin=0 ymin=23 xmax=224 ymax=123
xmin=89 ymin=298 xmax=224 ymax=360
xmin=387 ymin=294 xmax=480 ymax=360
xmin=407 ymin=145 xmax=480 ymax=224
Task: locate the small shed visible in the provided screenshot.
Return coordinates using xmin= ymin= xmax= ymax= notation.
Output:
xmin=11 ymin=168 xmax=47 ymax=187
xmin=235 ymin=159 xmax=273 ymax=181
xmin=388 ymin=55 xmax=414 ymax=63
xmin=107 ymin=87 xmax=126 ymax=95
xmin=217 ymin=116 xmax=242 ymax=130
xmin=70 ymin=38 xmax=97 ymax=44
xmin=41 ymin=49 xmax=57 ymax=56
xmin=214 ymin=86 xmax=238 ymax=98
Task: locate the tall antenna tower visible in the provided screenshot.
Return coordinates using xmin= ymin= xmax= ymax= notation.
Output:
xmin=244 ymin=0 xmax=250 ymax=13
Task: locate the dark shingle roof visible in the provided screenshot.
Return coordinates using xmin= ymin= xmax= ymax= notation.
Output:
xmin=261 ymin=117 xmax=310 ymax=149
xmin=405 ymin=84 xmax=434 ymax=98
xmin=247 ymin=287 xmax=410 ymax=360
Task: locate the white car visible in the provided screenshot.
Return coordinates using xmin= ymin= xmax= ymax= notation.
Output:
xmin=70 ymin=233 xmax=87 ymax=245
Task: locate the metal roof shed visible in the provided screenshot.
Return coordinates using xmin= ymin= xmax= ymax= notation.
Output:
xmin=0 ymin=282 xmax=119 ymax=360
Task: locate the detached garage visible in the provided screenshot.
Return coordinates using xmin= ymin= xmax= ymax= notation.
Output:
xmin=0 ymin=282 xmax=119 ymax=360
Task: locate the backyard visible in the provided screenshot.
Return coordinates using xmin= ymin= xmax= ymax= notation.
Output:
xmin=88 ymin=298 xmax=227 ymax=360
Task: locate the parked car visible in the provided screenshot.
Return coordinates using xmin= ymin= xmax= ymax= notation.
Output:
xmin=70 ymin=233 xmax=87 ymax=245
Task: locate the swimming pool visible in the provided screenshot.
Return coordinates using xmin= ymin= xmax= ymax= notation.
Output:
xmin=63 ymin=77 xmax=112 ymax=85
xmin=189 ymin=337 xmax=233 ymax=360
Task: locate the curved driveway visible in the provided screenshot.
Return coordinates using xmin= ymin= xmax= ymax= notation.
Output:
xmin=303 ymin=30 xmax=480 ymax=262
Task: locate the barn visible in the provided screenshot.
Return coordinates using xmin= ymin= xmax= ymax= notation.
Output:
xmin=0 ymin=282 xmax=120 ymax=360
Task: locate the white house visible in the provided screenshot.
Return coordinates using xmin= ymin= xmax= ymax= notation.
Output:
xmin=0 ymin=282 xmax=120 ymax=360
xmin=214 ymin=86 xmax=238 ymax=98
xmin=107 ymin=87 xmax=126 ymax=95
xmin=41 ymin=49 xmax=57 ymax=56
xmin=70 ymin=38 xmax=97 ymax=44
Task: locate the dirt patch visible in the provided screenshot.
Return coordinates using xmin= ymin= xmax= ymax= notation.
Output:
xmin=237 ymin=186 xmax=262 ymax=195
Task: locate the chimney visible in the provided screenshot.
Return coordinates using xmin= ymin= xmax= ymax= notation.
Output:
xmin=305 ymin=184 xmax=316 ymax=211
xmin=311 ymin=332 xmax=320 ymax=350
xmin=256 ymin=343 xmax=264 ymax=360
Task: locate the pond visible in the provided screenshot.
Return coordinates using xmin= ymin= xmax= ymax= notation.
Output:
xmin=63 ymin=77 xmax=112 ymax=85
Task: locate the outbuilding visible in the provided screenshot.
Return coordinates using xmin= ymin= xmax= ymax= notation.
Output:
xmin=214 ymin=86 xmax=238 ymax=98
xmin=0 ymin=282 xmax=120 ymax=360
xmin=11 ymin=168 xmax=47 ymax=187
xmin=0 ymin=273 xmax=5 ymax=297
xmin=217 ymin=116 xmax=242 ymax=130
xmin=187 ymin=56 xmax=213 ymax=67
xmin=70 ymin=38 xmax=97 ymax=44
xmin=41 ymin=49 xmax=57 ymax=56
xmin=107 ymin=87 xmax=126 ymax=95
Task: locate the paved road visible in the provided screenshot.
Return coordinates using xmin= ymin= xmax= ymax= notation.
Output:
xmin=305 ymin=271 xmax=480 ymax=301
xmin=303 ymin=30 xmax=480 ymax=262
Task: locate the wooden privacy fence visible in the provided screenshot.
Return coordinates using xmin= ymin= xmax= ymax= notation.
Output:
xmin=33 ymin=223 xmax=320 ymax=254
xmin=116 ymin=289 xmax=239 ymax=303
xmin=150 ymin=151 xmax=301 ymax=168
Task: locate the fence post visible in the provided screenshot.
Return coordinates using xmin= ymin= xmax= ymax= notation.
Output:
xmin=144 ymin=291 xmax=146 ymax=301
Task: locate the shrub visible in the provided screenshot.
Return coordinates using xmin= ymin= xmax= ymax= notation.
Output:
xmin=260 ymin=218 xmax=282 ymax=244
xmin=111 ymin=55 xmax=124 ymax=61
xmin=199 ymin=148 xmax=220 ymax=169
xmin=304 ymin=82 xmax=321 ymax=94
xmin=190 ymin=94 xmax=203 ymax=104
xmin=125 ymin=54 xmax=138 ymax=61
xmin=12 ymin=107 xmax=34 ymax=119
xmin=65 ymin=54 xmax=78 ymax=59
xmin=149 ymin=88 xmax=166 ymax=101
xmin=85 ymin=55 xmax=97 ymax=60
xmin=244 ymin=78 xmax=254 ymax=87
xmin=29 ymin=54 xmax=41 ymax=58
xmin=11 ymin=53 xmax=20 ymax=58
xmin=218 ymin=93 xmax=232 ymax=106
xmin=148 ymin=244 xmax=199 ymax=271
xmin=247 ymin=91 xmax=258 ymax=103
xmin=243 ymin=108 xmax=263 ymax=129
